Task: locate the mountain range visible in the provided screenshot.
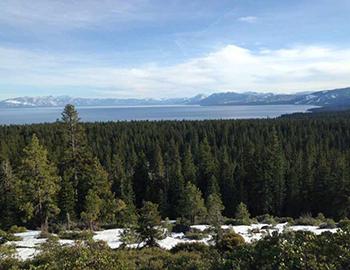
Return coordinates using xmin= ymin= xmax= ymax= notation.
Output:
xmin=1 ymin=87 xmax=350 ymax=109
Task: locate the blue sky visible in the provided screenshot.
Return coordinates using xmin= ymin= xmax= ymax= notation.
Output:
xmin=0 ymin=0 xmax=350 ymax=99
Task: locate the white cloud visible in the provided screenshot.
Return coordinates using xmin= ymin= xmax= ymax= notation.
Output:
xmin=0 ymin=44 xmax=350 ymax=98
xmin=238 ymin=16 xmax=257 ymax=23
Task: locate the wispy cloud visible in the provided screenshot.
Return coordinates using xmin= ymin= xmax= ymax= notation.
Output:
xmin=1 ymin=44 xmax=350 ymax=98
xmin=238 ymin=16 xmax=257 ymax=23
xmin=0 ymin=0 xmax=156 ymax=30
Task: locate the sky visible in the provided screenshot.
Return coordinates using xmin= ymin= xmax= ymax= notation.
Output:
xmin=0 ymin=0 xmax=350 ymax=99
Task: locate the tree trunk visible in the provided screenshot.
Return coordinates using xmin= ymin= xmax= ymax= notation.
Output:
xmin=41 ymin=216 xmax=49 ymax=234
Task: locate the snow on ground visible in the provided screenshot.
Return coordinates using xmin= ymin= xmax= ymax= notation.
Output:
xmin=6 ymin=224 xmax=339 ymax=261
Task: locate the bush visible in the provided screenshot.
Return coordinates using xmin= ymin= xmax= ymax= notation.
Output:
xmin=275 ymin=217 xmax=294 ymax=224
xmin=256 ymin=214 xmax=277 ymax=225
xmin=37 ymin=231 xmax=53 ymax=239
xmin=171 ymin=242 xmax=209 ymax=253
xmin=319 ymin=219 xmax=337 ymax=229
xmin=185 ymin=228 xmax=208 ymax=240
xmin=224 ymin=218 xmax=236 ymax=225
xmin=0 ymin=230 xmax=22 ymax=244
xmin=294 ymin=213 xmax=320 ymax=226
xmin=338 ymin=218 xmax=350 ymax=229
xmin=233 ymin=218 xmax=252 ymax=226
xmin=217 ymin=231 xmax=245 ymax=252
xmin=58 ymin=230 xmax=95 ymax=240
xmin=7 ymin=225 xmax=27 ymax=234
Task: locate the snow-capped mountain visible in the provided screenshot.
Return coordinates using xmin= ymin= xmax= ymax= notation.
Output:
xmin=0 ymin=95 xmax=208 ymax=108
xmin=1 ymin=87 xmax=350 ymax=108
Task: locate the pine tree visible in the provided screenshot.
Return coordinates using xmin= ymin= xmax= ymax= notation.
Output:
xmin=167 ymin=141 xmax=185 ymax=218
xmin=19 ymin=135 xmax=60 ymax=232
xmin=85 ymin=158 xmax=118 ymax=224
xmin=219 ymin=147 xmax=236 ymax=217
xmin=133 ymin=152 xmax=150 ymax=208
xmin=58 ymin=174 xmax=75 ymax=229
xmin=137 ymin=201 xmax=163 ymax=247
xmin=60 ymin=104 xmax=90 ymax=220
xmin=235 ymin=202 xmax=251 ymax=225
xmin=0 ymin=160 xmax=20 ymax=229
xmin=179 ymin=182 xmax=207 ymax=224
xmin=81 ymin=189 xmax=102 ymax=230
xmin=198 ymin=137 xmax=217 ymax=198
xmin=206 ymin=192 xmax=225 ymax=229
xmin=182 ymin=146 xmax=196 ymax=183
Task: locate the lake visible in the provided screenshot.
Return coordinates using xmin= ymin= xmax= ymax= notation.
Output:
xmin=0 ymin=105 xmax=315 ymax=125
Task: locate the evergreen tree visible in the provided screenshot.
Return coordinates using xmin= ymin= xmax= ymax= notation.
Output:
xmin=60 ymin=104 xmax=90 ymax=220
xmin=219 ymin=147 xmax=236 ymax=217
xmin=0 ymin=160 xmax=20 ymax=229
xmin=133 ymin=152 xmax=150 ymax=208
xmin=167 ymin=141 xmax=185 ymax=218
xmin=235 ymin=202 xmax=251 ymax=225
xmin=198 ymin=137 xmax=217 ymax=198
xmin=81 ymin=189 xmax=102 ymax=230
xmin=137 ymin=201 xmax=163 ymax=247
xmin=206 ymin=192 xmax=225 ymax=230
xmin=19 ymin=135 xmax=60 ymax=232
xmin=179 ymin=182 xmax=207 ymax=224
xmin=182 ymin=146 xmax=196 ymax=183
xmin=84 ymin=158 xmax=117 ymax=224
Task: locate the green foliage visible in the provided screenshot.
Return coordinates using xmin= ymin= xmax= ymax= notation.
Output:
xmin=256 ymin=214 xmax=277 ymax=225
xmin=319 ymin=218 xmax=337 ymax=229
xmin=2 ymin=108 xmax=350 ymax=231
xmin=81 ymin=190 xmax=103 ymax=230
xmin=294 ymin=213 xmax=321 ymax=226
xmin=7 ymin=225 xmax=27 ymax=234
xmin=235 ymin=202 xmax=251 ymax=225
xmin=0 ymin=230 xmax=22 ymax=244
xmin=216 ymin=230 xmax=245 ymax=252
xmin=206 ymin=193 xmax=225 ymax=227
xmin=19 ymin=134 xmax=60 ymax=233
xmin=120 ymin=227 xmax=139 ymax=247
xmin=4 ymin=229 xmax=350 ymax=269
xmin=0 ymin=160 xmax=21 ymax=230
xmin=185 ymin=228 xmax=209 ymax=240
xmin=171 ymin=242 xmax=210 ymax=253
xmin=137 ymin=201 xmax=163 ymax=247
xmin=179 ymin=182 xmax=207 ymax=224
xmin=338 ymin=218 xmax=350 ymax=229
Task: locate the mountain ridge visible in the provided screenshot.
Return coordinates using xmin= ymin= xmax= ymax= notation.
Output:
xmin=1 ymin=87 xmax=350 ymax=109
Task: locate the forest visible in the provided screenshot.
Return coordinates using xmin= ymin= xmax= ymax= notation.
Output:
xmin=1 ymin=106 xmax=350 ymax=232
xmin=1 ymin=106 xmax=350 ymax=269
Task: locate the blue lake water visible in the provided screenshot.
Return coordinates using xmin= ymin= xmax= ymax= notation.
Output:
xmin=0 ymin=105 xmax=315 ymax=125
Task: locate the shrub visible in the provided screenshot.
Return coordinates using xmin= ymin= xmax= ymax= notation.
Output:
xmin=58 ymin=230 xmax=95 ymax=240
xmin=185 ymin=228 xmax=208 ymax=240
xmin=338 ymin=218 xmax=350 ymax=229
xmin=37 ymin=231 xmax=53 ymax=239
xmin=294 ymin=213 xmax=320 ymax=226
xmin=171 ymin=242 xmax=209 ymax=253
xmin=232 ymin=218 xmax=252 ymax=226
xmin=275 ymin=217 xmax=294 ymax=224
xmin=7 ymin=225 xmax=27 ymax=234
xmin=256 ymin=214 xmax=277 ymax=225
xmin=319 ymin=219 xmax=337 ymax=229
xmin=217 ymin=231 xmax=245 ymax=252
xmin=0 ymin=230 xmax=22 ymax=244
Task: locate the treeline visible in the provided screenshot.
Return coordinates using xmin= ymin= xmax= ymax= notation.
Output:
xmin=1 ymin=106 xmax=350 ymax=230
